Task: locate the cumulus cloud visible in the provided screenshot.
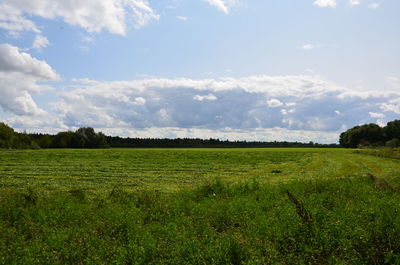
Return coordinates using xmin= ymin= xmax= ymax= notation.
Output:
xmin=4 ymin=73 xmax=400 ymax=143
xmin=313 ymin=0 xmax=337 ymax=8
xmin=0 ymin=43 xmax=59 ymax=115
xmin=0 ymin=44 xmax=58 ymax=79
xmin=40 ymin=74 xmax=399 ymax=144
xmin=0 ymin=0 xmax=159 ymax=35
xmin=381 ymin=103 xmax=400 ymax=114
xmin=267 ymin=99 xmax=283 ymax=108
xmin=0 ymin=3 xmax=40 ymax=32
xmin=204 ymin=0 xmax=239 ymax=14
xmin=32 ymin=35 xmax=49 ymax=51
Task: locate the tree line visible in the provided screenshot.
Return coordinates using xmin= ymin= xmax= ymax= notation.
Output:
xmin=339 ymin=120 xmax=400 ymax=148
xmin=0 ymin=122 xmax=340 ymax=149
xmin=0 ymin=123 xmax=108 ymax=149
xmin=106 ymin=136 xmax=338 ymax=148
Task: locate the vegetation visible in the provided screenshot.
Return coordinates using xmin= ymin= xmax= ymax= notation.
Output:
xmin=356 ymin=148 xmax=400 ymax=160
xmin=0 ymin=122 xmax=39 ymax=149
xmin=30 ymin=127 xmax=108 ymax=149
xmin=1 ymin=148 xmax=400 ymax=264
xmin=1 ymin=175 xmax=400 ymax=264
xmin=1 ymin=117 xmax=400 ymax=264
xmin=105 ymin=136 xmax=338 ymax=148
xmin=0 ymin=123 xmax=108 ymax=149
xmin=340 ymin=119 xmax=400 ymax=148
xmin=2 ymin=148 xmax=398 ymax=192
xmin=1 ymin=122 xmax=339 ymax=149
xmin=2 ymin=119 xmax=400 ymax=150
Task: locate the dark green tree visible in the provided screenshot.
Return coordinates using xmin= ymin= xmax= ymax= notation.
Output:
xmin=53 ymin=131 xmax=74 ymax=148
xmin=384 ymin=120 xmax=400 ymax=141
xmin=339 ymin=124 xmax=384 ymax=148
xmin=0 ymin=122 xmax=15 ymax=148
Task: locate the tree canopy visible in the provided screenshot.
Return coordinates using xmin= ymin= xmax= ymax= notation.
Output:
xmin=340 ymin=120 xmax=400 ymax=148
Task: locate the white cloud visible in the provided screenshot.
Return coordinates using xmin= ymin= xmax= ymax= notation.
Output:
xmin=267 ymin=99 xmax=283 ymax=108
xmin=0 ymin=3 xmax=40 ymax=32
xmin=133 ymin=97 xmax=146 ymax=105
xmin=348 ymin=0 xmax=360 ymax=6
xmin=0 ymin=0 xmax=159 ymax=35
xmin=0 ymin=43 xmax=59 ymax=115
xmin=0 ymin=43 xmax=59 ymax=80
xmin=281 ymin=109 xmax=295 ymax=115
xmin=32 ymin=35 xmax=49 ymax=51
xmin=44 ymin=74 xmax=400 ymax=141
xmin=313 ymin=0 xmax=337 ymax=8
xmin=204 ymin=0 xmax=239 ymax=14
xmin=369 ymin=112 xmax=384 ymax=118
xmin=193 ymin=94 xmax=217 ymax=101
xmin=368 ymin=3 xmax=379 ymax=8
xmin=3 ymin=73 xmax=400 ymax=143
xmin=299 ymin=44 xmax=319 ymax=51
xmin=381 ymin=103 xmax=400 ymax=114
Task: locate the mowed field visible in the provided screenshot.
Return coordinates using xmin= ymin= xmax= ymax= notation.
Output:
xmin=1 ymin=148 xmax=400 ymax=264
xmin=0 ymin=148 xmax=399 ymax=193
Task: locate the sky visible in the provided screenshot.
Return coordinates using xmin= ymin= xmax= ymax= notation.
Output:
xmin=0 ymin=0 xmax=399 ymax=143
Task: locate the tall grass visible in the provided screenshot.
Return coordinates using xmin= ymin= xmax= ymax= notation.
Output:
xmin=1 ymin=177 xmax=400 ymax=264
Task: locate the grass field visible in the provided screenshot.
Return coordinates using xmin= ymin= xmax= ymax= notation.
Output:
xmin=1 ymin=148 xmax=400 ymax=264
xmin=1 ymin=148 xmax=399 ymax=193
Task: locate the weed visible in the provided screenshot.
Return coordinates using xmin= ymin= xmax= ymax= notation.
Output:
xmin=22 ymin=187 xmax=38 ymax=206
xmin=284 ymin=189 xmax=313 ymax=226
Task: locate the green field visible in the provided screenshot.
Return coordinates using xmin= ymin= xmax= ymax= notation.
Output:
xmin=1 ymin=148 xmax=400 ymax=264
xmin=1 ymin=148 xmax=399 ymax=193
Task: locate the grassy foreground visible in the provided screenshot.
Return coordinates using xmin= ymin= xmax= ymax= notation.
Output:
xmin=1 ymin=148 xmax=400 ymax=264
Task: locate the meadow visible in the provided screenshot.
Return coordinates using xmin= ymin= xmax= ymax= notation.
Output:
xmin=1 ymin=148 xmax=400 ymax=264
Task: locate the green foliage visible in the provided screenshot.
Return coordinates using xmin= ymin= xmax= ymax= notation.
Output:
xmin=0 ymin=148 xmax=399 ymax=263
xmin=340 ymin=119 xmax=400 ymax=148
xmin=1 ymin=177 xmax=400 ymax=264
xmin=0 ymin=122 xmax=14 ymax=148
xmin=2 ymin=122 xmax=340 ymax=149
xmin=0 ymin=123 xmax=38 ymax=149
xmin=385 ymin=120 xmax=400 ymax=141
xmin=52 ymin=128 xmax=108 ymax=148
xmin=0 ymin=122 xmax=108 ymax=149
xmin=386 ymin=138 xmax=400 ymax=148
xmin=340 ymin=123 xmax=384 ymax=148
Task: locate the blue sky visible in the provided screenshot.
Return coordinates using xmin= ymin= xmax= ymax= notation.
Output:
xmin=0 ymin=0 xmax=399 ymax=143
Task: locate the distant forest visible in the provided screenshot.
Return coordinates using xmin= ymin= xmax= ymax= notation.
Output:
xmin=1 ymin=120 xmax=399 ymax=149
xmin=0 ymin=122 xmax=338 ymax=149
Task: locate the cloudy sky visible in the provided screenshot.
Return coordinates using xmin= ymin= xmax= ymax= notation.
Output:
xmin=0 ymin=0 xmax=399 ymax=143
